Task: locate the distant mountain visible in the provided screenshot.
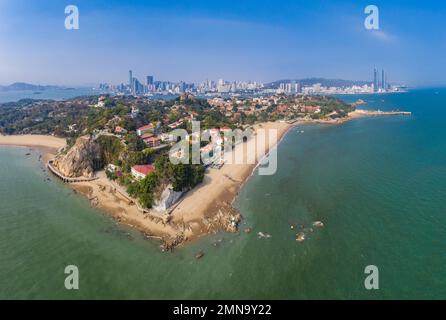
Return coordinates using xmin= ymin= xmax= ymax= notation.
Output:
xmin=0 ymin=82 xmax=62 ymax=92
xmin=266 ymin=78 xmax=372 ymax=89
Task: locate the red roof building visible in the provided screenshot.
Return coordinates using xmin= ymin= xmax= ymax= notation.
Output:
xmin=167 ymin=120 xmax=184 ymax=129
xmin=131 ymin=164 xmax=155 ymax=180
xmin=143 ymin=136 xmax=161 ymax=148
xmin=140 ymin=132 xmax=154 ymax=140
xmin=137 ymin=123 xmax=155 ymax=136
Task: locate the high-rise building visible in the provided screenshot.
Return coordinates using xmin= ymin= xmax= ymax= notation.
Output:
xmin=146 ymin=76 xmax=154 ymax=86
xmin=373 ymin=68 xmax=378 ymax=92
xmin=381 ymin=69 xmax=385 ymax=90
xmin=295 ymin=82 xmax=302 ymax=94
xmin=133 ymin=78 xmax=143 ymax=95
xmin=129 ymin=70 xmax=133 ymax=88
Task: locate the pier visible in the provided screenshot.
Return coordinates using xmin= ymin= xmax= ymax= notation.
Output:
xmin=354 ymin=110 xmax=412 ymax=116
xmin=47 ymin=160 xmax=99 ymax=183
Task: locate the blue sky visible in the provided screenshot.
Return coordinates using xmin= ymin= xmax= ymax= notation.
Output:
xmin=0 ymin=0 xmax=445 ymax=86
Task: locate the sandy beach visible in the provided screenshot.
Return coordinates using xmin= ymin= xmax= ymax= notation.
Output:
xmin=169 ymin=121 xmax=293 ymax=240
xmin=0 ymin=134 xmax=66 ymax=149
xmin=70 ymin=171 xmax=181 ymax=240
xmin=0 ymin=134 xmax=66 ymax=162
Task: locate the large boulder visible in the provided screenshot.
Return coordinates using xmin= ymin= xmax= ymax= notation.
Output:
xmin=53 ymin=136 xmax=101 ymax=178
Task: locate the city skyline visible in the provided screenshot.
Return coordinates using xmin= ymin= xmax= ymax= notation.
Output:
xmin=98 ymin=66 xmax=401 ymax=96
xmin=1 ymin=0 xmax=446 ymax=86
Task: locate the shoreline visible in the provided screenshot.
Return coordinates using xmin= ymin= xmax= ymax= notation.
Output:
xmin=0 ymin=109 xmax=410 ymax=249
xmin=0 ymin=134 xmax=66 ymax=164
xmin=61 ymin=121 xmax=295 ymax=249
xmin=168 ymin=121 xmax=294 ymax=245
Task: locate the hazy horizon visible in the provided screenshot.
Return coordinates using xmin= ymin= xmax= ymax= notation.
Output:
xmin=1 ymin=0 xmax=445 ymax=87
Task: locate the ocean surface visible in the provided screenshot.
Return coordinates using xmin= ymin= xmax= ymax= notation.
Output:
xmin=0 ymin=88 xmax=101 ymax=103
xmin=0 ymin=88 xmax=445 ymax=299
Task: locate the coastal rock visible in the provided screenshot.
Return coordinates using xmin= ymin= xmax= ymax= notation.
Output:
xmin=202 ymin=203 xmax=241 ymax=234
xmin=312 ymin=221 xmax=324 ymax=228
xmin=258 ymin=232 xmax=272 ymax=239
xmin=161 ymin=232 xmax=186 ymax=251
xmin=195 ymin=251 xmax=204 ymax=259
xmin=53 ymin=135 xmax=101 ymax=178
xmin=296 ymin=232 xmax=305 ymax=242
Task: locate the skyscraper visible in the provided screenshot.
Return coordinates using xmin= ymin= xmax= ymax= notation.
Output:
xmin=133 ymin=78 xmax=143 ymax=95
xmin=381 ymin=69 xmax=385 ymax=90
xmin=146 ymin=76 xmax=154 ymax=86
xmin=373 ymin=68 xmax=378 ymax=92
xmin=129 ymin=70 xmax=133 ymax=88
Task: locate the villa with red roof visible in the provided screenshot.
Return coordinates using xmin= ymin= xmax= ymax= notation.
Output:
xmin=131 ymin=164 xmax=155 ymax=180
xmin=167 ymin=120 xmax=184 ymax=129
xmin=137 ymin=123 xmax=155 ymax=136
xmin=143 ymin=136 xmax=161 ymax=148
xmin=140 ymin=132 xmax=154 ymax=139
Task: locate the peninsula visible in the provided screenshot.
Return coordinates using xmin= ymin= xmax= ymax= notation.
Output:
xmin=0 ymin=93 xmax=410 ymax=249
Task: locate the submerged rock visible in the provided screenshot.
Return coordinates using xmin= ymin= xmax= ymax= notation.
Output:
xmin=312 ymin=221 xmax=324 ymax=228
xmin=257 ymin=232 xmax=272 ymax=239
xmin=296 ymin=232 xmax=305 ymax=242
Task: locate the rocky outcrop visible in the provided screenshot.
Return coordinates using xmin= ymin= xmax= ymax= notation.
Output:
xmin=152 ymin=185 xmax=183 ymax=212
xmin=202 ymin=202 xmax=241 ymax=234
xmin=53 ymin=136 xmax=101 ymax=178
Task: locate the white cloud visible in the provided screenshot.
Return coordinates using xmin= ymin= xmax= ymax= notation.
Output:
xmin=368 ymin=30 xmax=398 ymax=43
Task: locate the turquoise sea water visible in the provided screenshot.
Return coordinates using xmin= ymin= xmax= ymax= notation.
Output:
xmin=0 ymin=88 xmax=445 ymax=299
